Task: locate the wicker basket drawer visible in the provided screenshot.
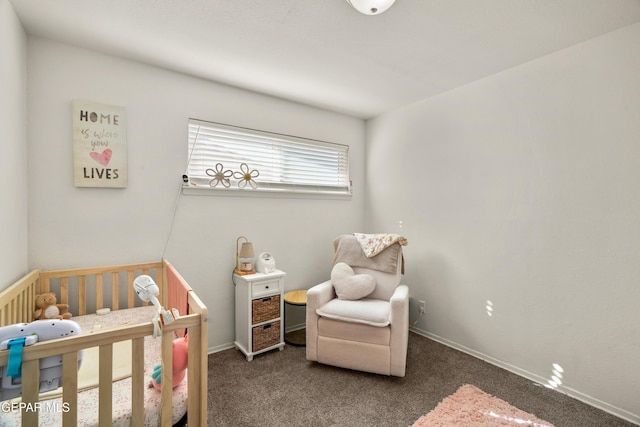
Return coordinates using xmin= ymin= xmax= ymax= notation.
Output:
xmin=252 ymin=295 xmax=280 ymax=324
xmin=252 ymin=321 xmax=281 ymax=352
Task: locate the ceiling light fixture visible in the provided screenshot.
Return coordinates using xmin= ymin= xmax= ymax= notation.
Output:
xmin=346 ymin=0 xmax=396 ymax=15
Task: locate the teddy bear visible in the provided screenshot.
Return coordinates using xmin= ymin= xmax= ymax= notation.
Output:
xmin=34 ymin=292 xmax=72 ymax=320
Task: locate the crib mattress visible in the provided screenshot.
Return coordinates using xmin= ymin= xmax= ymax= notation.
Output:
xmin=0 ymin=306 xmax=188 ymax=427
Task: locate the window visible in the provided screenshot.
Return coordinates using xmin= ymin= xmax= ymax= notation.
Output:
xmin=185 ymin=119 xmax=351 ymax=197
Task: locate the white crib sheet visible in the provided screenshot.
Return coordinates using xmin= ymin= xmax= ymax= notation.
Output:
xmin=0 ymin=306 xmax=188 ymax=427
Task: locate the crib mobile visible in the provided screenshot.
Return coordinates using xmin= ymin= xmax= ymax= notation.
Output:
xmin=0 ymin=319 xmax=83 ymax=401
xmin=133 ymin=274 xmax=178 ymax=336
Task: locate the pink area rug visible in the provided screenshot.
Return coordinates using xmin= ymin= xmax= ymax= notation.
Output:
xmin=412 ymin=384 xmax=555 ymax=427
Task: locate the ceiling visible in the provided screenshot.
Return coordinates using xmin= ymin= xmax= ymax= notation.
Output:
xmin=10 ymin=0 xmax=640 ymax=119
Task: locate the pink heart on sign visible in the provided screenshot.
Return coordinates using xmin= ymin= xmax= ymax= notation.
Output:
xmin=89 ymin=148 xmax=112 ymax=166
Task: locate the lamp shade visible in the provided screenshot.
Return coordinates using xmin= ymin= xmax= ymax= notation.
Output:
xmin=239 ymin=242 xmax=254 ymax=258
xmin=346 ymin=0 xmax=396 ymax=15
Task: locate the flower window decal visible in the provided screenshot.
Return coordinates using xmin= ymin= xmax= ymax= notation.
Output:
xmin=206 ymin=163 xmax=233 ymax=188
xmin=202 ymin=163 xmax=259 ymax=189
xmin=234 ymin=163 xmax=259 ymax=189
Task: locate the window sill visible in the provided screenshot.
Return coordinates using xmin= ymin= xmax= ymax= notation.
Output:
xmin=182 ymin=185 xmax=352 ymax=200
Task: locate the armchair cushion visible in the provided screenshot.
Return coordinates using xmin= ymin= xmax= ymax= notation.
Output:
xmin=316 ymin=298 xmax=390 ymax=327
xmin=331 ymin=262 xmax=376 ymax=300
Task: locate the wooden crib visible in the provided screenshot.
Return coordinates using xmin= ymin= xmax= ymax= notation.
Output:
xmin=0 ymin=259 xmax=208 ymax=427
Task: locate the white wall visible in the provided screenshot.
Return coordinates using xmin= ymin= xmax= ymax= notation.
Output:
xmin=27 ymin=37 xmax=365 ymax=350
xmin=0 ymin=0 xmax=28 ymax=289
xmin=366 ymin=23 xmax=640 ymax=423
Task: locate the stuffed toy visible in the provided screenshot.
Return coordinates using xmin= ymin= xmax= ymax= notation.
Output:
xmin=151 ymin=334 xmax=188 ymax=390
xmin=34 ymin=293 xmax=72 ymax=320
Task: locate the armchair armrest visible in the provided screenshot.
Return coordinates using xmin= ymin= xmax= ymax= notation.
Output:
xmin=307 ymin=280 xmax=335 ymax=311
xmin=390 ymin=284 xmax=409 ymax=323
xmin=389 ymin=284 xmax=409 ymax=377
xmin=306 ymin=280 xmax=335 ymax=361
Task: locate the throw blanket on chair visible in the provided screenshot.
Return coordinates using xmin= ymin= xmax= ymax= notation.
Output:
xmin=353 ymin=233 xmax=408 ymax=257
xmin=333 ymin=234 xmax=407 ymax=274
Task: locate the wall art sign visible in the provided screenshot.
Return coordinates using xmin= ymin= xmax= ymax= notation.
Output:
xmin=72 ymin=100 xmax=127 ymax=188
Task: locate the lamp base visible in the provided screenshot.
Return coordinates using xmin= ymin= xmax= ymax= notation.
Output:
xmin=234 ymin=268 xmax=256 ymax=276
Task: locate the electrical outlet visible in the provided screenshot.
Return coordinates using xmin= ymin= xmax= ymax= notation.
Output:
xmin=418 ymin=300 xmax=425 ymax=315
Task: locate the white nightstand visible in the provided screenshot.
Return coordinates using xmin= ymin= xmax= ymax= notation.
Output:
xmin=233 ymin=270 xmax=286 ymax=361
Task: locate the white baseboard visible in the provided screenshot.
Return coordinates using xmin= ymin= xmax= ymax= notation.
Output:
xmin=207 ymin=323 xmax=306 ymax=355
xmin=410 ymin=326 xmax=640 ymax=426
xmin=208 ymin=342 xmax=235 ymax=354
xmin=285 ymin=322 xmax=305 ymax=333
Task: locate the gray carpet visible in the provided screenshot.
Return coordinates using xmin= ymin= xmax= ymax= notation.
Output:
xmin=207 ymin=332 xmax=634 ymax=426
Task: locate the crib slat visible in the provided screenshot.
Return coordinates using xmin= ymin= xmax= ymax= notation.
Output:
xmin=63 ymin=351 xmax=79 ymax=427
xmin=128 ymin=270 xmax=135 ymax=308
xmin=23 ymin=292 xmax=30 ymax=322
xmin=14 ymin=294 xmax=21 ymax=324
xmin=161 ymin=328 xmax=173 ymax=426
xmin=78 ymin=276 xmax=86 ymax=315
xmin=18 ymin=294 xmax=25 ymax=323
xmin=131 ymin=337 xmax=145 ymax=427
xmin=19 ymin=291 xmax=27 ymax=323
xmin=27 ymin=285 xmax=33 ymax=323
xmin=60 ymin=277 xmax=69 ymax=305
xmin=96 ymin=274 xmax=104 ymax=310
xmin=40 ymin=276 xmax=50 ymax=293
xmin=22 ymin=359 xmax=40 ymax=427
xmin=9 ymin=298 xmax=16 ymax=324
xmin=98 ymin=344 xmax=113 ymax=426
xmin=188 ymin=323 xmax=202 ymax=426
xmin=112 ymin=272 xmax=119 ymax=311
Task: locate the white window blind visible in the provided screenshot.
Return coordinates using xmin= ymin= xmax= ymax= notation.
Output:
xmin=185 ymin=119 xmax=351 ymax=196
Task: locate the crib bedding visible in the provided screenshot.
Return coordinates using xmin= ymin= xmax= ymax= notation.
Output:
xmin=0 ymin=306 xmax=188 ymax=427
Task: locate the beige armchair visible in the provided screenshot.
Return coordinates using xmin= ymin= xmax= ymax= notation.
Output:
xmin=306 ymin=235 xmax=409 ymax=377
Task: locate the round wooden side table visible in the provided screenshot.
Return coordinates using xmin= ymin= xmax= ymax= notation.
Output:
xmin=283 ymin=290 xmax=307 ymax=347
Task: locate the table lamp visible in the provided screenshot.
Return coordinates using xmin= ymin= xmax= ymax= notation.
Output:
xmin=235 ymin=236 xmax=255 ymax=275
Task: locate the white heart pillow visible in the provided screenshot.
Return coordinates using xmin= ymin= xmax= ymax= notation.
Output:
xmin=331 ymin=262 xmax=376 ymax=300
